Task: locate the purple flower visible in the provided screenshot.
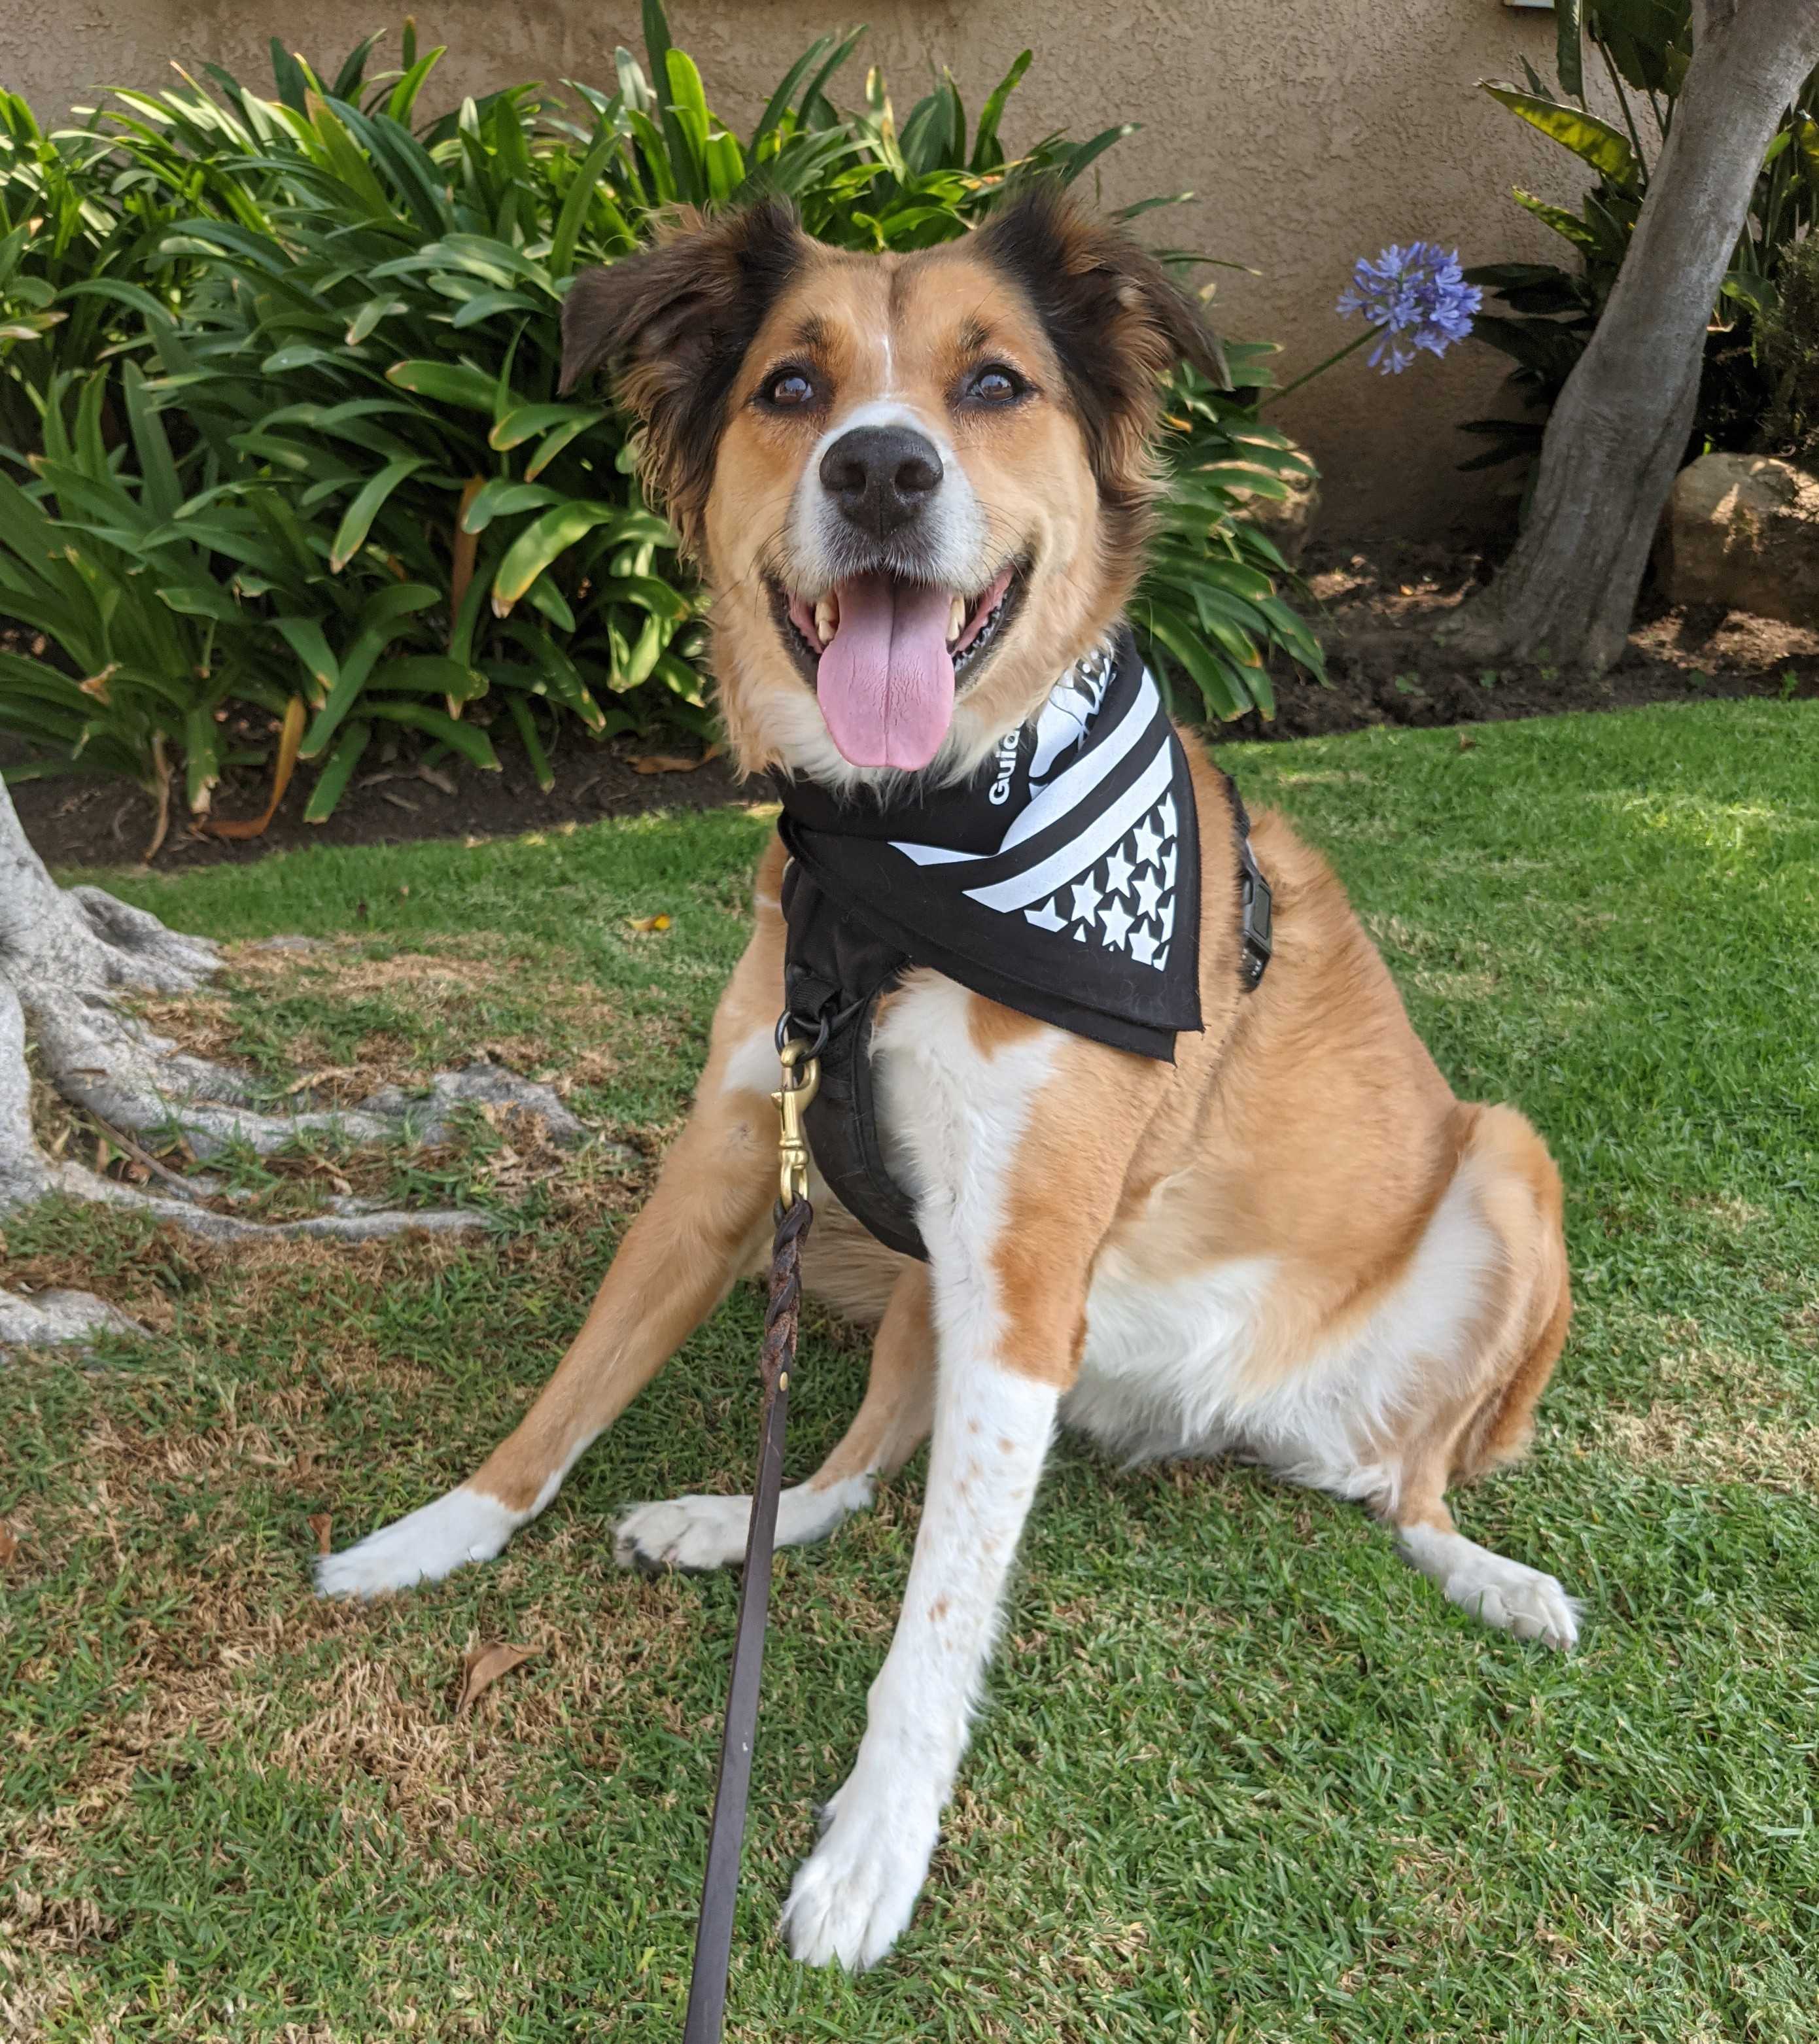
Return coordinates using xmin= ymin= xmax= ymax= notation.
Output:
xmin=1337 ymin=242 xmax=1482 ymax=374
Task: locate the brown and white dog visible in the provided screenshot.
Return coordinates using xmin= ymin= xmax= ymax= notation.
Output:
xmin=319 ymin=187 xmax=1576 ymax=1971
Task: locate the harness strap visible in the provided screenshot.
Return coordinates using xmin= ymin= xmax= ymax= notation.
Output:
xmin=780 ymin=853 xmax=927 ymax=1258
xmin=781 ymin=772 xmax=1272 ymax=1266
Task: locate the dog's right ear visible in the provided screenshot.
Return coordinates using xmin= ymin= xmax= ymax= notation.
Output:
xmin=560 ymin=197 xmax=807 ymax=555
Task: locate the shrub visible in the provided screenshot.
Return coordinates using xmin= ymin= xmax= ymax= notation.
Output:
xmin=0 ymin=7 xmax=1323 ymax=824
xmin=1759 ymin=230 xmax=1819 ymax=460
xmin=1463 ymin=0 xmax=1819 ymax=481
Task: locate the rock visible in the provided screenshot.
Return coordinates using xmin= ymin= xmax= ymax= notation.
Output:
xmin=0 ymin=1287 xmax=145 ymax=1351
xmin=1228 ymin=447 xmax=1321 ymax=569
xmin=1656 ymin=453 xmax=1819 ymax=625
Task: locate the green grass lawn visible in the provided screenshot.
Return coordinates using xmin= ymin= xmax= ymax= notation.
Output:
xmin=5 ymin=699 xmax=1818 ymax=2043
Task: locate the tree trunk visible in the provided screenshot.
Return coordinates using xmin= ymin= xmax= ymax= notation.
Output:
xmin=0 ymin=771 xmax=220 ymax=996
xmin=1449 ymin=0 xmax=1819 ymax=672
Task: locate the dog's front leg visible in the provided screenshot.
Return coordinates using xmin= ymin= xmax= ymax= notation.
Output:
xmin=316 ymin=854 xmax=788 ymax=1599
xmin=782 ymin=988 xmax=1156 ymax=1970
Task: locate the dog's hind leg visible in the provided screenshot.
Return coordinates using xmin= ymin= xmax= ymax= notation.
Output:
xmin=615 ymin=1261 xmax=935 ymax=1572
xmin=317 ymin=858 xmax=789 ymax=1599
xmin=1389 ymin=1105 xmax=1579 ymax=1650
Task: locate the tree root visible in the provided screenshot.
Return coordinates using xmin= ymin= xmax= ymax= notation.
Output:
xmin=0 ymin=956 xmax=563 ymax=1355
xmin=2 ymin=794 xmax=604 ymax=1353
xmin=28 ymin=984 xmax=587 ymax=1162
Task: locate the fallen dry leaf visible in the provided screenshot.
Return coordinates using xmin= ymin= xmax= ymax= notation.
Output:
xmin=455 ymin=1642 xmax=539 ymax=1716
xmin=626 ymin=913 xmax=672 ymax=935
xmin=306 ymin=1512 xmax=333 ymax=1556
xmin=283 ymin=1067 xmax=359 ymax=1097
xmin=0 ymin=1521 xmax=16 ymax=1565
xmin=629 ymin=743 xmax=722 ymax=776
xmin=207 ymin=693 xmax=307 ymax=840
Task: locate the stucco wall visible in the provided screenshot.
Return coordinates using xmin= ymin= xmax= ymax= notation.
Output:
xmin=3 ymin=1 xmax=1588 ymax=539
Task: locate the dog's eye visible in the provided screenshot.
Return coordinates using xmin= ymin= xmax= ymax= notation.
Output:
xmin=965 ymin=363 xmax=1026 ymax=407
xmin=759 ymin=367 xmax=816 ymax=409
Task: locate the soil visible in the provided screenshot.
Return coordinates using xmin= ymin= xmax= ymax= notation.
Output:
xmin=12 ymin=541 xmax=1818 ymax=872
xmin=1222 ymin=541 xmax=1819 ymax=743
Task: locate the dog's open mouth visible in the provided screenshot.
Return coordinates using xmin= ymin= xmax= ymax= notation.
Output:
xmin=770 ymin=563 xmax=1025 ymax=771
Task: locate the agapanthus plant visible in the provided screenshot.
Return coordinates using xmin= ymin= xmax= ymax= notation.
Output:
xmin=1270 ymin=241 xmax=1481 ymax=404
xmin=1337 ymin=242 xmax=1483 ymax=373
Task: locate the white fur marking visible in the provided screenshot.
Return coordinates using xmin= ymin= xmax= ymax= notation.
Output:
xmin=1398 ymin=1523 xmax=1581 ymax=1651
xmin=720 ymin=1024 xmax=781 ymax=1102
xmin=315 ymin=1485 xmax=525 ymax=1599
xmin=784 ymin=978 xmax=1062 ymax=1968
xmin=614 ymin=1474 xmax=873 ymax=1572
xmin=783 ymin=398 xmax=988 ymax=607
xmin=1068 ymin=1156 xmax=1497 ymax=1510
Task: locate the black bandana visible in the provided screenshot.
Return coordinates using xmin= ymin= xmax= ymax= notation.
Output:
xmin=775 ymin=624 xmax=1204 ymax=1062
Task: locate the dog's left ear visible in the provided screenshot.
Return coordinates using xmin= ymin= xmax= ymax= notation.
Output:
xmin=561 ymin=196 xmax=808 ymax=555
xmin=975 ymin=181 xmax=1230 ymax=545
xmin=976 ymin=178 xmax=1230 ymax=391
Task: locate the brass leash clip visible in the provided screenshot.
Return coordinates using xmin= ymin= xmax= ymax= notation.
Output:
xmin=772 ymin=1036 xmax=821 ymax=1210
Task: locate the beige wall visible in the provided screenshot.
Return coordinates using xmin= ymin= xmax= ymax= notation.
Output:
xmin=5 ymin=1 xmax=1589 ymax=538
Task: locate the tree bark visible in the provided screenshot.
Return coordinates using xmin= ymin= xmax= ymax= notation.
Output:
xmin=1449 ymin=0 xmax=1819 ymax=672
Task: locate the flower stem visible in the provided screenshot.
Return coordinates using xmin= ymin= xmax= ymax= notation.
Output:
xmin=1264 ymin=325 xmax=1379 ymax=407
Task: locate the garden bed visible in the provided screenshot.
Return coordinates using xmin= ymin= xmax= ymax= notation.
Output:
xmin=1231 ymin=542 xmax=1819 ymax=741
xmin=11 ymin=544 xmax=1816 ymax=871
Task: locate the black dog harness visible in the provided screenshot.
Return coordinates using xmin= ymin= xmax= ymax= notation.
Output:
xmin=774 ymin=626 xmax=1272 ymax=1258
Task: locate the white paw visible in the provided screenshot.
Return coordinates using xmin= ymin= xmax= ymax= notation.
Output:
xmin=315 ymin=1486 xmax=521 ymax=1599
xmin=615 ymin=1477 xmax=869 ymax=1574
xmin=780 ymin=1770 xmax=940 ymax=1971
xmin=615 ymin=1493 xmax=754 ymax=1574
xmin=1441 ymin=1552 xmax=1581 ymax=1652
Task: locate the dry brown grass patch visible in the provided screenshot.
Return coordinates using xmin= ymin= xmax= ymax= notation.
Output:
xmin=1600 ymin=1322 xmax=1819 ymax=1492
xmin=127 ymin=936 xmax=620 ymax=1104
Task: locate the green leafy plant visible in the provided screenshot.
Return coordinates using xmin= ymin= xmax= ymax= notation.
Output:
xmin=1139 ymin=359 xmax=1323 ymax=719
xmin=0 ymin=6 xmax=1323 ymax=823
xmin=1463 ymin=0 xmax=1819 ymax=478
xmin=1758 ymin=228 xmax=1819 ymax=459
xmin=0 ymin=368 xmax=295 ymax=848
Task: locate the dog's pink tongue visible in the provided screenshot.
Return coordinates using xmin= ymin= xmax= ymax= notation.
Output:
xmin=816 ymin=573 xmax=955 ymax=771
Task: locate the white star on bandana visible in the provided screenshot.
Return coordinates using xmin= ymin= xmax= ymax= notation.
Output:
xmin=1069 ymin=876 xmax=1102 ymax=927
xmin=1102 ymin=845 xmax=1135 ymax=899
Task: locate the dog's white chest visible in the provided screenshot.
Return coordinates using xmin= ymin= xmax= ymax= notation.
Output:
xmin=1066 ymin=1247 xmax=1279 ymax=1463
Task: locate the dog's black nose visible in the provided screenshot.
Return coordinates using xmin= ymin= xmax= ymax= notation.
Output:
xmin=819 ymin=424 xmax=943 ymax=540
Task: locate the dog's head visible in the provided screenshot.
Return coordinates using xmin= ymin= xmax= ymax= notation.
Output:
xmin=562 ymin=183 xmax=1224 ymax=786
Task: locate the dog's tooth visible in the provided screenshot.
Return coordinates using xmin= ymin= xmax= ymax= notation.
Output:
xmin=948 ymin=595 xmax=965 ymax=644
xmin=814 ymin=595 xmax=837 ymax=644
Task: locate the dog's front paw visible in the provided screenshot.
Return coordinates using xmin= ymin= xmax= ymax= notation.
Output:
xmin=1441 ymin=1551 xmax=1581 ymax=1652
xmin=780 ymin=1769 xmax=941 ymax=1971
xmin=315 ymin=1486 xmax=519 ymax=1599
xmin=614 ymin=1493 xmax=752 ymax=1574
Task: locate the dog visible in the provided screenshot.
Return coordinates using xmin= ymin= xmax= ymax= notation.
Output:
xmin=318 ymin=185 xmax=1576 ymax=1973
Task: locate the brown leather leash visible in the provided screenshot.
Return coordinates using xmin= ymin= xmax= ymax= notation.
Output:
xmin=680 ymin=1028 xmax=820 ymax=2044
